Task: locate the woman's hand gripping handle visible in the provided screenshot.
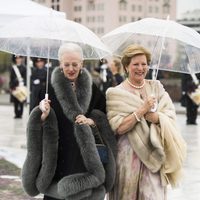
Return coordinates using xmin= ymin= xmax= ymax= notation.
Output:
xmin=39 ymin=93 xmax=51 ymax=121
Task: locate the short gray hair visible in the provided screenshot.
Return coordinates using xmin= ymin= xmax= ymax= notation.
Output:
xmin=58 ymin=43 xmax=84 ymax=61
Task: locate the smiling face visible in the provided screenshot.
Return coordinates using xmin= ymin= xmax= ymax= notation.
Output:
xmin=60 ymin=51 xmax=83 ymax=81
xmin=126 ymin=54 xmax=148 ymax=85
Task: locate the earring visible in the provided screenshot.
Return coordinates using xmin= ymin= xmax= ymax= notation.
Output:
xmin=80 ymin=68 xmax=83 ymax=74
xmin=60 ymin=69 xmax=63 ymax=73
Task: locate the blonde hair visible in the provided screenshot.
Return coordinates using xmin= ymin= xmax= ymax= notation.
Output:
xmin=58 ymin=43 xmax=83 ymax=61
xmin=121 ymin=44 xmax=151 ymax=75
xmin=112 ymin=58 xmax=123 ymax=74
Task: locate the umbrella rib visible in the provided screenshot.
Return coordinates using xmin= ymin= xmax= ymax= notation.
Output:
xmin=150 ymin=36 xmax=160 ymax=80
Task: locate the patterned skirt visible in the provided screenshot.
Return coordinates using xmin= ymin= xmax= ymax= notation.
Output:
xmin=108 ymin=135 xmax=166 ymax=200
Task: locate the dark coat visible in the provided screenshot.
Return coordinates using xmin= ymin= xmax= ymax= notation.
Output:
xmin=181 ymin=73 xmax=200 ymax=123
xmin=30 ymin=66 xmax=53 ymax=112
xmin=22 ymin=67 xmax=117 ymax=200
xmin=9 ymin=64 xmax=26 ymax=102
xmin=181 ymin=73 xmax=200 ymax=106
xmin=113 ymin=73 xmax=124 ymax=86
xmin=181 ymin=73 xmax=200 ymax=93
xmin=47 ymin=73 xmax=107 ymax=181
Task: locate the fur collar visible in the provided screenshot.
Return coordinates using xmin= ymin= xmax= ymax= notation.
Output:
xmin=51 ymin=67 xmax=92 ymax=121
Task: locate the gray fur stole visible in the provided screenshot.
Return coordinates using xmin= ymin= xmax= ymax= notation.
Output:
xmin=21 ymin=68 xmax=116 ymax=200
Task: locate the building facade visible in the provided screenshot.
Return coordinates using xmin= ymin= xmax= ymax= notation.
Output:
xmin=33 ymin=0 xmax=176 ymax=36
xmin=178 ymin=9 xmax=200 ymax=33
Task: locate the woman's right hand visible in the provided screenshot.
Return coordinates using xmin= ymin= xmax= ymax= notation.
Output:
xmin=143 ymin=96 xmax=157 ymax=113
xmin=39 ymin=99 xmax=51 ymax=121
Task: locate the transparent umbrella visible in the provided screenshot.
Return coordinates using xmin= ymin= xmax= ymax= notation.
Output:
xmin=0 ymin=16 xmax=111 ymax=102
xmin=0 ymin=16 xmax=111 ymax=60
xmin=102 ymin=17 xmax=200 ymax=77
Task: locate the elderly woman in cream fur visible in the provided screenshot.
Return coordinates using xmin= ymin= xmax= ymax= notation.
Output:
xmin=21 ymin=43 xmax=117 ymax=200
xmin=106 ymin=44 xmax=187 ymax=200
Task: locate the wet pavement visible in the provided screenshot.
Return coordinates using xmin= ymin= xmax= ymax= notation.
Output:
xmin=0 ymin=102 xmax=200 ymax=200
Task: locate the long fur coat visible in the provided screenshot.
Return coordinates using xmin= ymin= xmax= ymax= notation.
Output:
xmin=21 ymin=67 xmax=117 ymax=200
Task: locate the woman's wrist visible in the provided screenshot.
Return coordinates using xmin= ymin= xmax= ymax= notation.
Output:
xmin=41 ymin=113 xmax=47 ymax=122
xmin=130 ymin=107 xmax=149 ymax=122
xmin=136 ymin=105 xmax=150 ymax=120
xmin=87 ymin=118 xmax=96 ymax=127
xmin=132 ymin=112 xmax=141 ymax=122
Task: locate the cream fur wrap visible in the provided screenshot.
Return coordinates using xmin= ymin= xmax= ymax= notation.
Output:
xmin=106 ymin=80 xmax=187 ymax=187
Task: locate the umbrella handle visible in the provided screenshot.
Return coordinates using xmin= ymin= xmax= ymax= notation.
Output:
xmin=150 ymin=103 xmax=157 ymax=112
xmin=45 ymin=93 xmax=49 ymax=100
xmin=150 ymin=94 xmax=157 ymax=112
xmin=40 ymin=93 xmax=49 ymax=112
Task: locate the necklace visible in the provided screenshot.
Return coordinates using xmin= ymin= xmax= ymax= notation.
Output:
xmin=126 ymin=78 xmax=145 ymax=89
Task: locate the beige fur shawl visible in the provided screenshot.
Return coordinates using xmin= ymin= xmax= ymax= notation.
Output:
xmin=106 ymin=80 xmax=187 ymax=187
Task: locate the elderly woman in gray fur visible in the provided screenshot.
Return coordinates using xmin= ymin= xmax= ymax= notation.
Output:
xmin=21 ymin=43 xmax=117 ymax=200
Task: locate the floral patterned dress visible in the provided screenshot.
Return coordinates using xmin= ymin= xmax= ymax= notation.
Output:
xmin=108 ymin=81 xmax=167 ymax=200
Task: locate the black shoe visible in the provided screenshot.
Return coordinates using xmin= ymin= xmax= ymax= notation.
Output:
xmin=14 ymin=116 xmax=22 ymax=119
xmin=187 ymin=121 xmax=197 ymax=125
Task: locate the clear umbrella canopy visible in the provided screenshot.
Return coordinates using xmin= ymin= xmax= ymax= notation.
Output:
xmin=0 ymin=15 xmax=111 ymax=103
xmin=102 ymin=17 xmax=200 ymax=75
xmin=0 ymin=16 xmax=111 ymax=60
